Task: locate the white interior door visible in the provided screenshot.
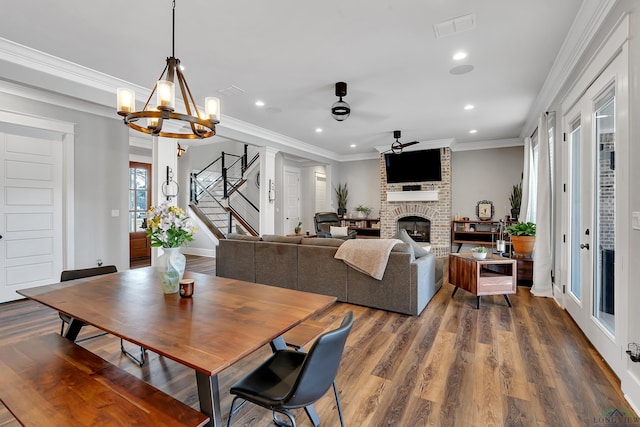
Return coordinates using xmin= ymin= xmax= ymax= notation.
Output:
xmin=0 ymin=124 xmax=63 ymax=303
xmin=563 ymin=55 xmax=624 ymax=376
xmin=284 ymin=168 xmax=300 ymax=234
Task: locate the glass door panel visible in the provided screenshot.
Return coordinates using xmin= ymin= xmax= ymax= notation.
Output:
xmin=593 ymin=87 xmax=615 ymax=334
xmin=569 ymin=118 xmax=581 ymax=301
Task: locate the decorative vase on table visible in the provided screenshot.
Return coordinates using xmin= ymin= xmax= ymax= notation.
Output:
xmin=158 ymin=248 xmax=186 ymax=294
xmin=145 ymin=202 xmax=196 ymax=295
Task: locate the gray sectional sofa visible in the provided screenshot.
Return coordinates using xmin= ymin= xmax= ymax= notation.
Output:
xmin=215 ymin=234 xmax=443 ymax=316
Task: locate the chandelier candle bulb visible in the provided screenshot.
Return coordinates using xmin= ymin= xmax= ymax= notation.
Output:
xmin=205 ymin=97 xmax=220 ymax=121
xmin=116 ymin=88 xmax=135 ymax=114
xmin=157 ymin=80 xmax=175 ymax=109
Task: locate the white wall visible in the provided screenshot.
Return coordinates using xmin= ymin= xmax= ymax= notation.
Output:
xmin=337 ymin=158 xmax=381 ymax=218
xmin=451 ymin=146 xmax=524 ymax=220
xmin=0 ymin=89 xmax=130 ymax=271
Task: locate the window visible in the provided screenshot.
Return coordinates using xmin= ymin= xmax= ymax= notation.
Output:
xmin=129 ymin=162 xmax=151 ymax=232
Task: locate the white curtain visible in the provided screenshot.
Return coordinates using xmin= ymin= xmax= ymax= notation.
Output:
xmin=531 ymin=114 xmax=553 ymax=297
xmin=520 ymin=137 xmax=534 ymax=222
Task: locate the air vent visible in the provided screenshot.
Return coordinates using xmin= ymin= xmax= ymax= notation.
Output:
xmin=433 ymin=13 xmax=476 ymax=39
xmin=217 ymin=85 xmax=245 ymax=97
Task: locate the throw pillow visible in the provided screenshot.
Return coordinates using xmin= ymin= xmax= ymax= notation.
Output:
xmin=392 ymin=229 xmax=430 ymax=258
xmin=330 ymin=226 xmax=349 ymax=237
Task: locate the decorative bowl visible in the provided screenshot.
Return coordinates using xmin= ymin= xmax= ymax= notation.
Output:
xmin=472 ymin=252 xmax=487 ymax=260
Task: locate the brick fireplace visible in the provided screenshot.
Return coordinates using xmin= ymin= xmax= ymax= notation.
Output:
xmin=379 ymin=147 xmax=451 ymax=257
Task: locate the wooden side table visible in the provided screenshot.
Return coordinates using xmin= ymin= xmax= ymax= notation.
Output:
xmin=448 ymin=253 xmax=517 ymax=309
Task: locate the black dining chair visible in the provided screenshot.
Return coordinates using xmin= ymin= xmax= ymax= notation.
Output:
xmin=58 ymin=265 xmax=147 ymax=366
xmin=226 ymin=311 xmax=354 ymax=427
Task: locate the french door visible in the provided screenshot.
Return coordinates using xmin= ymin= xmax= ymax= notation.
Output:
xmin=563 ymin=54 xmax=625 ymax=376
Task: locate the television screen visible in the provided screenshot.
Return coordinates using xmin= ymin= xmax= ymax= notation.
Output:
xmin=384 ymin=149 xmax=441 ymax=183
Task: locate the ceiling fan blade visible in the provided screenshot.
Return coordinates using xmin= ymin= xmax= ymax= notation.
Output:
xmin=400 ymin=141 xmax=420 ymax=148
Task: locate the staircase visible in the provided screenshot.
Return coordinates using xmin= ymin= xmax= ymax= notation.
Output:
xmin=190 ymin=145 xmax=260 ymax=239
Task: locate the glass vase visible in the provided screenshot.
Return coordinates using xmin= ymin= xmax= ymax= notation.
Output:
xmin=157 ymin=247 xmax=186 ymax=294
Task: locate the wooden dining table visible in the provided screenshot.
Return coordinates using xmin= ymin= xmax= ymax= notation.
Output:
xmin=17 ymin=267 xmax=337 ymax=427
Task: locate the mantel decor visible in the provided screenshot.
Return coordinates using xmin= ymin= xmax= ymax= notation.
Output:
xmin=116 ymin=0 xmax=220 ymax=139
xmin=476 ymin=200 xmax=494 ymax=221
xmin=146 ymin=202 xmax=196 ymax=293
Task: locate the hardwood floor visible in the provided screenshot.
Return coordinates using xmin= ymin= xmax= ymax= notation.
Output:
xmin=1 ymin=255 xmax=635 ymax=426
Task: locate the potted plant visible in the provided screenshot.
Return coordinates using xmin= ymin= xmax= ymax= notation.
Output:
xmin=470 ymin=246 xmax=488 ymax=259
xmin=355 ymin=205 xmax=371 ymax=219
xmin=506 ymin=221 xmax=536 ymax=256
xmin=509 ymin=179 xmax=522 ymax=220
xmin=294 ymin=221 xmax=302 ymax=235
xmin=335 ymin=183 xmax=348 ymax=217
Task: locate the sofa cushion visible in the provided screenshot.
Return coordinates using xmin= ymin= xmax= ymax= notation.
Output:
xmin=301 ymin=238 xmax=345 ymax=247
xmin=262 ymin=234 xmax=303 ymax=244
xmin=227 ymin=233 xmax=261 ymax=241
xmin=329 ymin=226 xmax=349 ymax=237
xmin=392 ymin=229 xmax=429 ymax=258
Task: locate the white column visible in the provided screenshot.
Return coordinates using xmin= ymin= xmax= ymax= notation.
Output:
xmin=259 ymin=147 xmax=278 ymax=235
xmin=151 ymin=136 xmax=178 ymax=265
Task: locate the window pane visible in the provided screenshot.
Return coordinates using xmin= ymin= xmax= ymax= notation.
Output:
xmin=129 ymin=212 xmax=136 ymax=232
xmin=136 ymin=168 xmax=147 ymax=190
xmin=129 ymin=168 xmax=135 ymax=189
xmin=136 ymin=190 xmax=147 ymax=211
xmin=593 ymin=87 xmax=615 ymax=334
xmin=129 ymin=190 xmax=135 ymax=211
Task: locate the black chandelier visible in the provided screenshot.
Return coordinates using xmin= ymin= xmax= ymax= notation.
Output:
xmin=331 ymin=82 xmax=350 ymax=121
xmin=116 ymin=0 xmax=220 ymax=139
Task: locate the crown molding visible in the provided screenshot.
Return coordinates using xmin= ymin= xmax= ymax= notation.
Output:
xmin=0 ymin=37 xmax=349 ymax=164
xmin=520 ymin=0 xmax=617 ymax=138
xmin=450 ymin=138 xmax=523 ymax=152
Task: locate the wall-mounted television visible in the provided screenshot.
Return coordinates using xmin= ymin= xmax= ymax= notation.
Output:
xmin=384 ymin=149 xmax=442 ymax=183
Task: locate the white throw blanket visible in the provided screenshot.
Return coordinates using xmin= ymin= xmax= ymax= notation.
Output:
xmin=334 ymin=239 xmax=402 ymax=280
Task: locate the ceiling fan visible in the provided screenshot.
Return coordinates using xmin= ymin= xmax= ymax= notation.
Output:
xmin=385 ymin=130 xmax=420 ymax=154
xmin=331 ymin=82 xmax=351 ymax=121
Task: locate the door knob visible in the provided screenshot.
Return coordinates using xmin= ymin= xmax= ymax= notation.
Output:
xmin=580 ymin=243 xmax=590 ymax=250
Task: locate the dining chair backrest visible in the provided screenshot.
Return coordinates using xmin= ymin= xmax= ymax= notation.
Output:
xmin=60 ymin=265 xmax=117 ymax=282
xmin=285 ymin=311 xmax=354 ymax=407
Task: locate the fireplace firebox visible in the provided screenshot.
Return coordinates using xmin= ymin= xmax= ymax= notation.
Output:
xmin=397 ymin=216 xmax=430 ymax=242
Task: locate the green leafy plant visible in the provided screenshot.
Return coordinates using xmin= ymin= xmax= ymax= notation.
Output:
xmin=506 ymin=221 xmax=536 ymax=236
xmin=509 ymin=179 xmax=522 ymax=209
xmin=471 ymin=246 xmax=487 ymax=253
xmin=355 ymin=205 xmax=371 ymax=217
xmin=294 ymin=221 xmax=302 ymax=234
xmin=335 ymin=183 xmax=348 ymax=211
xmin=146 ymin=202 xmax=196 ymax=248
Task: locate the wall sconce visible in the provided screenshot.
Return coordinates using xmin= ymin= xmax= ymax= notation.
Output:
xmin=162 ymin=165 xmax=179 ymax=201
xmin=268 ymin=179 xmax=275 ymax=203
xmin=177 ymin=143 xmax=186 ymax=158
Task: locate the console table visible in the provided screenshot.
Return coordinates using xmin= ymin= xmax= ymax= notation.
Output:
xmin=448 ymin=253 xmax=517 ymax=309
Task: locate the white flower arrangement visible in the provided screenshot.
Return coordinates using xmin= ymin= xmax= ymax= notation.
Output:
xmin=146 ymin=202 xmax=196 ymax=248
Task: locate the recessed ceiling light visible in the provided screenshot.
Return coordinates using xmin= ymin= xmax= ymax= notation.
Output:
xmin=464 ymin=104 xmax=475 ymax=110
xmin=315 ymin=128 xmax=323 ymax=133
xmin=469 ymin=129 xmax=478 ymax=134
xmin=453 ymin=52 xmax=467 ymax=61
xmin=255 ymin=100 xmax=265 ymax=107
xmin=350 ymin=144 xmax=356 ymax=148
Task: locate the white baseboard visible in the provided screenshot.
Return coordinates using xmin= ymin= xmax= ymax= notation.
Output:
xmin=181 ymin=247 xmax=216 ymax=258
xmin=623 ymin=369 xmax=640 ymax=415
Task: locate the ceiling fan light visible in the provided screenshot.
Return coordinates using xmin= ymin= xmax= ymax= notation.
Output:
xmin=331 ymin=100 xmax=351 ymax=121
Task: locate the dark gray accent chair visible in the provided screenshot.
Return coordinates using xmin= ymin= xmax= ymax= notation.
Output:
xmin=313 ymin=212 xmax=357 ymax=240
xmin=227 ymin=312 xmax=354 ymax=427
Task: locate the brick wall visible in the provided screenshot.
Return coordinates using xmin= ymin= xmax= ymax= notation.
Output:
xmin=379 ymin=147 xmax=452 ymax=257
